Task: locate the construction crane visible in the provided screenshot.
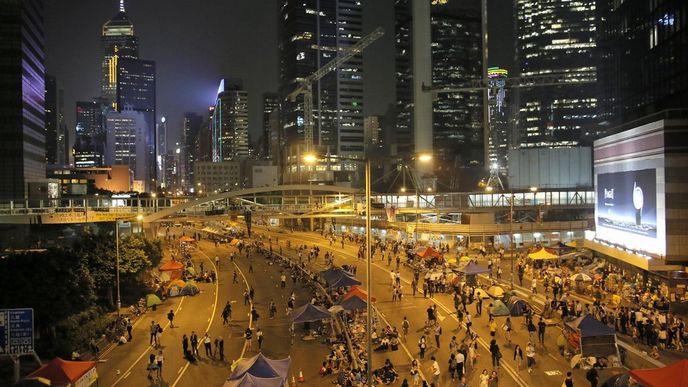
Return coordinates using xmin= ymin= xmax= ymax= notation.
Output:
xmin=424 ymin=73 xmax=595 ymax=190
xmin=287 ymin=27 xmax=385 ymax=152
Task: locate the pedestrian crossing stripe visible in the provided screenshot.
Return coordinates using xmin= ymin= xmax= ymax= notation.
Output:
xmin=544 ymin=370 xmax=562 ymax=376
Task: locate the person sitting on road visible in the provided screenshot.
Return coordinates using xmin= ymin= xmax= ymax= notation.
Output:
xmin=375 ymin=337 xmax=390 ymax=351
xmin=319 ymin=361 xmax=333 ymax=376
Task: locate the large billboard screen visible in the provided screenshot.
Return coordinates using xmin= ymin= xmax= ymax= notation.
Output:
xmin=596 ymin=169 xmax=657 ymax=239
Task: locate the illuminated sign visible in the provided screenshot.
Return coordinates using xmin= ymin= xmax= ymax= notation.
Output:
xmin=596 ymin=169 xmax=657 ymax=238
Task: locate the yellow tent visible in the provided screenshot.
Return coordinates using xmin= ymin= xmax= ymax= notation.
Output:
xmin=528 ymin=248 xmax=559 ymax=260
xmin=230 ymin=239 xmax=242 ymax=246
xmin=460 ymin=255 xmax=471 ymax=262
xmin=565 ymin=240 xmax=580 ymax=248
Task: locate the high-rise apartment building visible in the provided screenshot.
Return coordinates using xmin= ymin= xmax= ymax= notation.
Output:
xmin=515 ymin=0 xmax=599 ymax=148
xmin=101 ymin=0 xmax=139 ymax=108
xmin=0 ymin=0 xmax=46 ymax=200
xmin=597 ymin=0 xmax=688 ymax=126
xmin=395 ymin=0 xmax=483 ymax=189
xmin=73 ymin=99 xmax=108 ymax=168
xmin=279 ymin=0 xmax=365 ymax=184
xmin=262 ymin=93 xmax=280 ymax=159
xmin=105 ymin=107 xmax=151 ymax=191
xmin=211 ymin=79 xmax=249 ymax=161
xmin=45 ymin=75 xmax=58 ymax=165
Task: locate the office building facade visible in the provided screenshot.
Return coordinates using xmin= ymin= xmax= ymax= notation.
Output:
xmin=487 ymin=67 xmax=511 ymax=175
xmin=279 ymin=0 xmax=365 ymax=184
xmin=211 ymin=79 xmax=249 ymax=162
xmin=105 ymin=107 xmax=151 ymax=191
xmin=183 ymin=112 xmax=203 ymax=190
xmin=597 ymin=0 xmax=688 ymax=126
xmin=515 ymin=0 xmax=599 ymax=148
xmin=73 ymin=99 xmax=108 ymax=168
xmin=262 ymin=93 xmax=280 ymax=160
xmin=395 ymin=0 xmax=483 ymax=189
xmin=0 ymin=0 xmax=46 ymax=200
xmin=45 ymin=74 xmax=58 ymax=164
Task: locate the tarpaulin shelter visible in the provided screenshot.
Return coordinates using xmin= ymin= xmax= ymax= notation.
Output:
xmin=291 ymin=303 xmax=331 ymax=323
xmin=159 ymin=261 xmax=184 ymax=271
xmin=628 ymin=359 xmax=688 ymax=387
xmin=328 ymin=272 xmax=361 ymax=288
xmin=564 ymin=315 xmax=618 ymax=357
xmin=228 ymin=353 xmax=291 ymax=381
xmin=223 ymin=374 xmax=285 ymax=387
xmin=528 ymin=248 xmax=559 ymax=260
xmin=343 ymin=286 xmax=376 ymax=302
xmin=458 ymin=262 xmax=490 ymax=275
xmin=416 ymin=246 xmax=441 ymax=259
xmin=340 ymin=294 xmax=368 ymax=311
xmin=490 ymin=300 xmax=510 ymax=317
xmin=26 ymin=358 xmax=98 ymax=387
xmin=146 ymin=293 xmax=162 ymax=307
xmin=507 ymin=297 xmax=529 ymax=316
xmin=320 ymin=267 xmax=348 ymax=283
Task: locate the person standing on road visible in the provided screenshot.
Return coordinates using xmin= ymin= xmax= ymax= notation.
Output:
xmin=410 ymin=359 xmax=420 ymax=386
xmin=126 ymin=318 xmax=133 ymax=341
xmin=456 ymin=349 xmax=465 ymax=381
xmin=526 ymin=341 xmax=536 ymax=373
xmin=154 ymin=323 xmax=162 ymax=347
xmin=147 ymin=353 xmax=157 ymax=381
xmin=167 ymin=310 xmax=175 ymax=328
xmin=489 ymin=339 xmax=501 ymax=369
xmin=532 ymin=278 xmax=538 ymax=295
xmin=402 ymin=317 xmax=410 ymax=341
xmin=434 ymin=323 xmax=442 ymax=348
xmin=429 ymin=356 xmax=440 ymax=386
xmin=564 ymin=371 xmax=574 ymax=387
xmin=191 ymin=331 xmax=199 ymax=357
xmin=203 ymin=332 xmax=212 ymax=357
xmin=215 ymin=256 xmax=220 ymax=269
xmin=479 ymin=369 xmax=490 ymax=387
xmin=513 ymin=344 xmax=523 ymax=371
xmin=233 ymin=270 xmax=238 ymax=284
xmin=418 ymin=335 xmax=427 ymax=359
xmin=149 ymin=320 xmax=157 ymax=345
xmin=586 ymin=366 xmax=599 ymax=387
xmin=218 ymin=336 xmax=225 ymax=361
xmin=465 ymin=312 xmax=473 ymax=335
xmin=538 ymin=317 xmax=546 ymax=346
xmin=476 ymin=297 xmax=483 ymax=317
xmin=280 ymin=273 xmax=286 ymax=289
xmin=256 ymin=327 xmax=264 ymax=350
xmin=245 ymin=327 xmax=253 ymax=350
xmin=504 ymin=317 xmax=512 ymax=344
xmin=155 ymin=350 xmax=164 ymax=379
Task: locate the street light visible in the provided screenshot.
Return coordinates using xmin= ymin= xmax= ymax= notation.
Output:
xmin=115 ymin=214 xmax=145 ymax=316
xmin=304 ymin=152 xmax=430 ymax=383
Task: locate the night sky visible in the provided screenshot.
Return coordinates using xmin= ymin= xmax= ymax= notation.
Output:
xmin=45 ymin=0 xmax=513 ymax=147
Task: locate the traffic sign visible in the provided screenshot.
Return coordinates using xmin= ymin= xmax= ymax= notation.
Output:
xmin=0 ymin=308 xmax=34 ymax=355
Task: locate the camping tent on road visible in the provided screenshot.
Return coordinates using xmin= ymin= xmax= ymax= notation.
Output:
xmin=528 ymin=248 xmax=559 ymax=260
xmin=416 ymin=246 xmax=441 ymax=259
xmin=564 ymin=315 xmax=618 ymax=357
xmin=292 ymin=303 xmax=331 ymax=323
xmin=25 ymin=358 xmax=97 ymax=387
xmin=490 ymin=300 xmax=510 ymax=317
xmin=228 ymin=353 xmax=291 ymax=382
xmin=628 ymin=359 xmax=688 ymax=387
xmin=223 ymin=374 xmax=284 ymax=387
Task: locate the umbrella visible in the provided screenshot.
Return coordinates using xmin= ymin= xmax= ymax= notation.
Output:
xmin=490 ymin=300 xmax=510 ymax=317
xmin=146 ymin=294 xmax=162 ymax=307
xmin=570 ymin=354 xmax=583 ymax=368
xmin=487 ymin=285 xmax=505 ymax=298
xmin=570 ymin=273 xmax=592 ymax=282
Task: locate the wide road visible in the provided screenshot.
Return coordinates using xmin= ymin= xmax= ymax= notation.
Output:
xmin=96 ymin=227 xmax=331 ymax=387
xmin=254 ymin=226 xmax=600 ymax=387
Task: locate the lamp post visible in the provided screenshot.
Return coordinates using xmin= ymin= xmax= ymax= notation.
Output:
xmin=115 ymin=214 xmax=144 ymax=316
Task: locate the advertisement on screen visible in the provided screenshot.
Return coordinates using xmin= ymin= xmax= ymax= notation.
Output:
xmin=596 ymin=169 xmax=657 ymax=239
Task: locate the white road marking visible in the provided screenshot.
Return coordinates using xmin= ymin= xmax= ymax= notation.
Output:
xmin=123 ymin=371 xmax=131 ymax=379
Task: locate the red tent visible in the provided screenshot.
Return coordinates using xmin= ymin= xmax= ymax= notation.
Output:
xmin=26 ymin=358 xmax=97 ymax=387
xmin=159 ymin=261 xmax=184 ymax=271
xmin=416 ymin=246 xmax=441 ymax=259
xmin=629 ymin=359 xmax=688 ymax=387
xmin=343 ymin=286 xmax=376 ymax=302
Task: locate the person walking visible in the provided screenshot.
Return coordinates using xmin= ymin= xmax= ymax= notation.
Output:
xmin=526 ymin=341 xmax=536 ymax=373
xmin=538 ymin=317 xmax=546 ymax=346
xmin=564 ymin=371 xmax=574 ymax=387
xmin=256 ymin=328 xmax=264 ymax=350
xmin=155 ymin=350 xmax=164 ymax=379
xmin=456 ymin=348 xmax=465 ymax=381
xmin=434 ymin=323 xmax=442 ymax=348
xmin=280 ymin=273 xmax=286 ymax=289
xmin=418 ymin=335 xmax=427 ymax=359
xmin=215 ymin=255 xmax=220 ymax=269
xmin=149 ymin=321 xmax=157 ymax=346
xmin=167 ymin=310 xmax=175 ymax=328
xmin=218 ymin=336 xmax=225 ymax=361
xmin=504 ymin=317 xmax=512 ymax=344
xmin=233 ymin=270 xmax=238 ymax=284
xmin=489 ymin=370 xmax=499 ymax=387
xmin=479 ymin=369 xmax=490 ymax=387
xmin=203 ymin=333 xmax=212 ymax=357
xmin=146 ymin=353 xmax=157 ymax=381
xmin=513 ymin=344 xmax=523 ymax=371
xmin=476 ymin=297 xmax=483 ymax=317
xmin=489 ymin=339 xmax=501 ymax=369
xmin=586 ymin=366 xmax=599 ymax=387
xmin=402 ymin=317 xmax=410 ymax=341
xmin=245 ymin=327 xmax=253 ymax=350
xmin=182 ymin=334 xmax=189 ymax=357
xmin=190 ymin=331 xmax=199 ymax=357
xmin=126 ymin=318 xmax=133 ymax=341
xmin=466 ymin=312 xmax=473 ymax=335
xmin=410 ymin=359 xmax=420 ymax=386
xmin=154 ymin=323 xmax=162 ymax=347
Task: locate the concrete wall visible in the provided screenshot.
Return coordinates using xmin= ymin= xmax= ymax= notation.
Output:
xmin=508 ymin=147 xmax=592 ymax=189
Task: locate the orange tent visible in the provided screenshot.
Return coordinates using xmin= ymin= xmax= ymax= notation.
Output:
xmin=416 ymin=246 xmax=441 ymax=259
xmin=159 ymin=261 xmax=184 ymax=271
xmin=26 ymin=358 xmax=97 ymax=387
xmin=178 ymin=236 xmax=195 ymax=243
xmin=629 ymin=359 xmax=688 ymax=387
xmin=343 ymin=286 xmax=376 ymax=302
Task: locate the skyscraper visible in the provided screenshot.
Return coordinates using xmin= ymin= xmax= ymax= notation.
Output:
xmin=597 ymin=0 xmax=688 ymax=126
xmin=211 ymin=79 xmax=249 ymax=161
xmin=262 ymin=93 xmax=280 ymax=159
xmin=73 ymin=99 xmax=108 ymax=168
xmin=45 ymin=75 xmax=58 ymax=165
xmin=0 ymin=0 xmax=46 ymax=200
xmin=105 ymin=107 xmax=150 ymax=191
xmin=487 ymin=67 xmax=511 ymax=175
xmin=101 ymin=0 xmax=139 ymax=108
xmin=57 ymin=89 xmax=69 ymax=165
xmin=279 ymin=0 xmax=365 ymax=184
xmin=515 ymin=0 xmax=599 ymax=148
xmin=117 ymin=58 xmax=156 ymax=134
xmin=395 ymin=0 xmax=483 ymax=189
xmin=183 ymin=112 xmax=203 ymax=190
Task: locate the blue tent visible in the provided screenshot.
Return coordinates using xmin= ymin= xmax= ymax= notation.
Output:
xmin=223 ymin=374 xmax=284 ymax=387
xmin=320 ymin=267 xmax=346 ymax=283
xmin=507 ymin=297 xmax=529 ymax=316
xmin=567 ymin=315 xmax=616 ymax=337
xmin=459 ymin=262 xmax=490 ymax=275
xmin=340 ymin=295 xmax=368 ymax=311
xmin=329 ymin=272 xmax=362 ymax=287
xmin=292 ymin=303 xmax=331 ymax=323
xmin=228 ymin=353 xmax=291 ymax=381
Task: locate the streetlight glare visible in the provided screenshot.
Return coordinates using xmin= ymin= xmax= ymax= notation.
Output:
xmin=485 ymin=186 xmax=494 ymax=192
xmin=136 ymin=214 xmax=144 ymax=221
xmin=530 ymin=186 xmax=539 ymax=192
xmin=417 ymin=153 xmax=433 ymax=163
xmin=302 ymin=153 xmax=318 ymax=163
xmin=400 ymin=187 xmax=407 ymax=193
